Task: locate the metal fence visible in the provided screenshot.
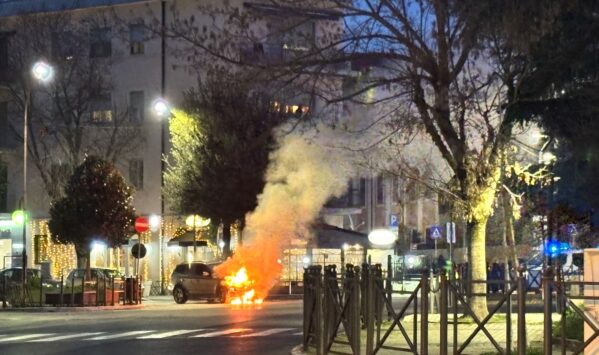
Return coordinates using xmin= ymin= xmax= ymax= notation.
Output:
xmin=303 ymin=263 xmax=599 ymax=355
xmin=1 ymin=274 xmax=143 ymax=308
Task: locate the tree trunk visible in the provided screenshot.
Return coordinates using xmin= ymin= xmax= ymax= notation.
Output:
xmin=222 ymin=221 xmax=232 ymax=259
xmin=468 ymin=217 xmax=489 ymax=319
xmin=75 ymin=248 xmax=91 ymax=280
xmin=501 ymin=189 xmax=518 ymax=268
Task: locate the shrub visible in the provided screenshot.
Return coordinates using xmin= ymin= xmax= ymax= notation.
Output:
xmin=552 ymin=306 xmax=584 ymax=341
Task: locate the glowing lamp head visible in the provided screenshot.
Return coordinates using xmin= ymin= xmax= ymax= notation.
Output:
xmin=368 ymin=229 xmax=397 ymax=246
xmin=152 ymin=98 xmax=170 ymax=117
xmin=149 ymin=214 xmax=161 ymax=231
xmin=11 ymin=210 xmax=26 ymax=225
xmin=302 ymin=256 xmax=310 ymax=264
xmin=32 ymin=61 xmax=54 ymax=83
xmin=185 ymin=215 xmax=211 ymax=229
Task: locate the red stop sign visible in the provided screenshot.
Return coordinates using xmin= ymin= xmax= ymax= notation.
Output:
xmin=135 ymin=216 xmax=149 ymax=233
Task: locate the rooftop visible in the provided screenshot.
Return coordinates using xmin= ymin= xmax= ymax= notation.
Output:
xmin=0 ymin=0 xmax=152 ymax=17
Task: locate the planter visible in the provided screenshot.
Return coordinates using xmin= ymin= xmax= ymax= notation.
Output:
xmin=44 ymin=291 xmax=96 ymax=306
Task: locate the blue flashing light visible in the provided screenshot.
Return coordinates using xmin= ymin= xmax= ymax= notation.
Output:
xmin=544 ymin=240 xmax=571 ymax=257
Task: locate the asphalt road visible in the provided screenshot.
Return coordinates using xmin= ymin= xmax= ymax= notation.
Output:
xmin=0 ymin=297 xmax=303 ymax=355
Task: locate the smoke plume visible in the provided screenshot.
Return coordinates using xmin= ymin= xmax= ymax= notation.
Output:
xmin=214 ymin=134 xmax=349 ymax=299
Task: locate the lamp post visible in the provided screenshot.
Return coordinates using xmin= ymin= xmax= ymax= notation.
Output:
xmin=20 ymin=61 xmax=53 ymax=289
xmin=152 ymin=97 xmax=169 ymax=294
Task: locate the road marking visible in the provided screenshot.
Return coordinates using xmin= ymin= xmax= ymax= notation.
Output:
xmin=192 ymin=328 xmax=250 ymax=338
xmin=28 ymin=332 xmax=104 ymax=342
xmin=0 ymin=334 xmax=55 ymax=342
xmin=292 ymin=331 xmax=303 ymax=336
xmin=238 ymin=328 xmax=295 ymax=337
xmin=137 ymin=329 xmax=204 ymax=339
xmin=86 ymin=330 xmax=155 ymax=340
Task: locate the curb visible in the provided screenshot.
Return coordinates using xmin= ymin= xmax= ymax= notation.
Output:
xmin=266 ymin=294 xmax=303 ymax=301
xmin=0 ymin=304 xmax=145 ymax=312
xmin=290 ymin=344 xmax=307 ymax=355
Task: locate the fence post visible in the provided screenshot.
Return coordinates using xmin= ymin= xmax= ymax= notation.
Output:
xmin=59 ymin=274 xmax=64 ymax=307
xmin=314 ymin=266 xmax=324 ymax=355
xmin=386 ymin=255 xmax=393 ymax=320
xmin=543 ymin=267 xmax=554 ymax=355
xmin=365 ymin=265 xmax=375 ymax=355
xmin=323 ymin=265 xmax=332 ymax=347
xmin=95 ymin=274 xmax=99 ymax=306
xmin=517 ymin=265 xmax=527 ymax=355
xmin=111 ymin=276 xmax=115 ymax=306
xmin=349 ymin=265 xmax=361 ymax=355
xmin=39 ymin=274 xmax=43 ymax=306
xmin=421 ymin=269 xmax=429 ymax=355
xmin=2 ymin=275 xmax=6 ymax=308
xmin=80 ymin=274 xmax=85 ymax=306
xmin=439 ymin=270 xmax=448 ymax=355
xmin=302 ymin=267 xmax=309 ymax=350
xmin=70 ymin=274 xmax=75 ymax=307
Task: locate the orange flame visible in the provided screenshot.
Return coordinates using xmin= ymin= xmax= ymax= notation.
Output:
xmin=223 ymin=267 xmax=264 ymax=305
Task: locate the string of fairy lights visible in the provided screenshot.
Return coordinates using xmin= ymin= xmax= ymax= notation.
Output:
xmin=26 ymin=216 xmax=232 ymax=281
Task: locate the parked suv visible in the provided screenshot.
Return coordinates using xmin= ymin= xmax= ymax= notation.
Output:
xmin=169 ymin=262 xmax=226 ymax=304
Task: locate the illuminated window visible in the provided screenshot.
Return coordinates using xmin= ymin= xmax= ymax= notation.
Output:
xmin=90 ymin=94 xmax=113 ymax=123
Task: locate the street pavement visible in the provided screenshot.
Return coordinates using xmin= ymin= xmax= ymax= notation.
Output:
xmin=0 ymin=297 xmax=303 ymax=355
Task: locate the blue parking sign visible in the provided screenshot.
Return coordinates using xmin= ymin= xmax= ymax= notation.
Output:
xmin=389 ymin=214 xmax=399 ymax=228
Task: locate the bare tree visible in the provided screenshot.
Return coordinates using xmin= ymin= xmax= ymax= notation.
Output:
xmin=3 ymin=12 xmax=144 ymax=201
xmin=143 ymin=0 xmax=561 ymax=317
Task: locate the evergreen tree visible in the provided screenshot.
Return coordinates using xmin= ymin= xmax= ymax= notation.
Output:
xmin=48 ymin=156 xmax=136 ymax=272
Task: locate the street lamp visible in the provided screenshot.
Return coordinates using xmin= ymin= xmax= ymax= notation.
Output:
xmin=152 ymin=97 xmax=170 ymax=294
xmin=20 ymin=60 xmax=54 ymax=289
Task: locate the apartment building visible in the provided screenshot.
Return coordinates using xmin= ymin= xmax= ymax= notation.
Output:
xmin=0 ymin=0 xmax=349 ymax=283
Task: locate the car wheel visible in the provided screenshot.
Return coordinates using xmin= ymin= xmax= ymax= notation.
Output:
xmin=173 ymin=285 xmax=188 ymax=304
xmin=216 ymin=287 xmax=227 ymax=304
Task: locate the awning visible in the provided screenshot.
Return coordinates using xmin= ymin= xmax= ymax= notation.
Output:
xmin=309 ymin=222 xmax=370 ymax=249
xmin=167 ymin=231 xmax=208 ymax=247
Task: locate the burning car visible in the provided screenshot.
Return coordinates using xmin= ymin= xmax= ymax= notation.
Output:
xmin=222 ymin=267 xmax=263 ymax=305
xmin=169 ymin=262 xmax=227 ymax=304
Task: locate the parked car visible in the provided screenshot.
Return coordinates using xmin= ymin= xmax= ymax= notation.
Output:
xmin=168 ymin=262 xmax=227 ymax=304
xmin=64 ymin=268 xmax=122 ymax=287
xmin=0 ymin=268 xmax=43 ymax=296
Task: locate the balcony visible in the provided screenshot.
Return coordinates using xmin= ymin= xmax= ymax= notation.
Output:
xmin=240 ymin=42 xmax=311 ymax=65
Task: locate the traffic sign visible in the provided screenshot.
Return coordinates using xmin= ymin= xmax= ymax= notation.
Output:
xmin=428 ymin=225 xmax=442 ymax=240
xmin=389 ymin=214 xmax=399 ymax=228
xmin=131 ymin=243 xmax=147 ymax=259
xmin=134 ymin=217 xmax=149 ymax=234
xmin=446 ymin=222 xmax=456 ymax=244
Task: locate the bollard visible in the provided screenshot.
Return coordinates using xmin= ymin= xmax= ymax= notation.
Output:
xmin=40 ymin=274 xmax=43 ymax=306
xmin=420 ymin=269 xmax=429 ymax=355
xmin=439 ymin=270 xmax=448 ymax=355
xmin=517 ymin=265 xmax=527 ymax=355
xmin=543 ymin=267 xmax=554 ymax=355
